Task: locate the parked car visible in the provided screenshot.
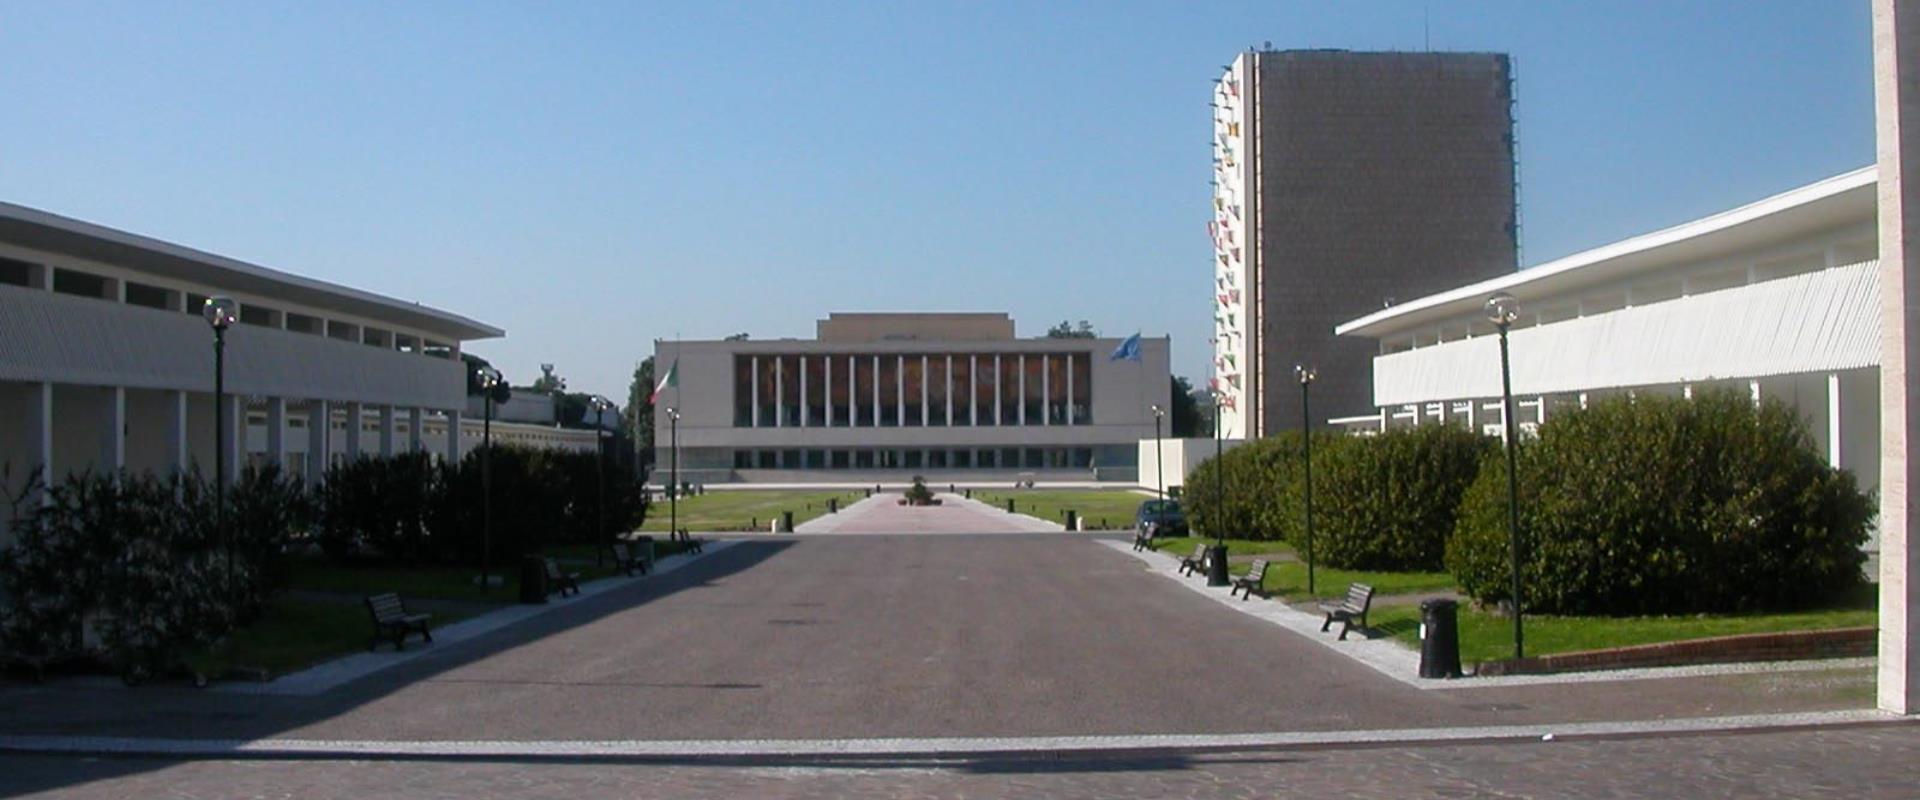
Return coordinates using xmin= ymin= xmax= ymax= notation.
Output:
xmin=1134 ymin=499 xmax=1188 ymax=538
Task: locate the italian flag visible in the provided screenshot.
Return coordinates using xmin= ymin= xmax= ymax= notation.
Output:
xmin=650 ymin=359 xmax=678 ymax=403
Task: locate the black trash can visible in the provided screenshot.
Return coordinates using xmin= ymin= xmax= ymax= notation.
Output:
xmin=964 ymin=488 xmax=972 ymax=499
xmin=1064 ymin=510 xmax=1078 ymax=531
xmin=1419 ymin=599 xmax=1463 ymax=679
xmin=781 ymin=510 xmax=794 ymax=533
xmin=1205 ymin=544 xmax=1230 ymax=586
xmin=519 ymin=556 xmax=549 ymax=604
xmin=827 ymin=498 xmax=838 ymax=513
xmin=1005 ymin=498 xmax=1016 ymax=513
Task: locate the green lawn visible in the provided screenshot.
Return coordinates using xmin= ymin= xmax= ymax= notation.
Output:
xmin=969 ymin=489 xmax=1155 ymax=530
xmin=639 ymin=490 xmax=865 ymax=532
xmin=289 ymin=558 xmax=527 ymax=603
xmin=186 ymin=596 xmax=491 ymax=678
xmin=1369 ymin=597 xmax=1880 ymax=665
xmin=1244 ymin=560 xmax=1456 ymax=602
xmin=1149 ymin=536 xmax=1297 ymax=559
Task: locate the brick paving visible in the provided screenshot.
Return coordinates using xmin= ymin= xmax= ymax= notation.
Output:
xmin=4 ymin=723 xmax=1916 ymax=798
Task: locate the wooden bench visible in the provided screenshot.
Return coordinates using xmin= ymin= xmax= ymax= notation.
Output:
xmin=674 ymin=529 xmax=704 ymax=554
xmin=611 ymin=541 xmax=652 ymax=577
xmin=544 ymin=557 xmax=582 ymax=597
xmin=1319 ymin=583 xmax=1376 ymax=640
xmin=365 ymin=592 xmax=433 ymax=651
xmin=1231 ymin=559 xmax=1269 ymax=600
xmin=1132 ymin=526 xmax=1155 ymax=552
xmin=1178 ymin=543 xmax=1208 ymax=577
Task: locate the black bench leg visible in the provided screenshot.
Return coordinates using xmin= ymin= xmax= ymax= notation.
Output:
xmin=1337 ymin=620 xmax=1352 ymax=641
xmin=1321 ymin=615 xmax=1334 ymax=632
xmin=420 ymin=625 xmax=433 ymax=643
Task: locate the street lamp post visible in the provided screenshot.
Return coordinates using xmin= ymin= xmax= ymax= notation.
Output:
xmin=666 ymin=407 xmax=681 ymax=541
xmin=1149 ymin=404 xmax=1166 ymax=502
xmin=202 ymin=296 xmax=237 ymax=603
xmin=589 ymin=395 xmax=614 ymax=567
xmin=475 ymin=366 xmax=503 ymax=592
xmin=1206 ymin=390 xmax=1229 ymax=587
xmin=1297 ymin=365 xmax=1317 ymax=596
xmin=1486 ymin=292 xmax=1525 ymax=661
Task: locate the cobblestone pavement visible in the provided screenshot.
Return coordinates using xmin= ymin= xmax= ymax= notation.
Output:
xmin=0 ymin=535 xmax=1875 ymax=745
xmin=4 ymin=723 xmax=1916 ymax=798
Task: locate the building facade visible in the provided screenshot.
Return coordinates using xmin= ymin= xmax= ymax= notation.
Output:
xmin=1333 ymin=167 xmax=1881 ymax=539
xmin=0 ymin=201 xmax=525 ymax=537
xmin=1212 ymin=49 xmax=1517 ymax=438
xmin=652 ymin=313 xmax=1170 ymax=484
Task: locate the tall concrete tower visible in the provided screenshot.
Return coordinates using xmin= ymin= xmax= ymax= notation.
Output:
xmin=1210 ymin=49 xmax=1518 ymax=437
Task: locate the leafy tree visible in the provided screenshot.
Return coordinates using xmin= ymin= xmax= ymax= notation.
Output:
xmin=1046 ymin=320 xmax=1097 ymax=338
xmin=1170 ymin=376 xmax=1207 ymax=436
xmin=724 ymin=332 xmax=751 ymax=341
xmin=460 ymin=353 xmax=511 ymax=404
xmin=626 ymin=356 xmax=656 ymax=468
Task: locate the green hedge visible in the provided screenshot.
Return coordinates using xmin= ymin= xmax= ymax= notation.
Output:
xmin=1183 ymin=432 xmax=1347 ymax=543
xmin=1446 ymin=391 xmax=1872 ymax=615
xmin=1314 ymin=424 xmax=1493 ymax=571
xmin=0 ymin=465 xmax=308 ymax=679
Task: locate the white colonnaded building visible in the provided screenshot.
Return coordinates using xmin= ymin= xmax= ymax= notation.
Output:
xmin=1332 ymin=166 xmax=1881 ymax=539
xmin=0 ymin=201 xmax=594 ymax=535
xmin=651 ymin=313 xmax=1170 ymax=485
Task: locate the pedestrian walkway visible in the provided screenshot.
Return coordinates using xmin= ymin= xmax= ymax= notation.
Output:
xmin=793 ymin=493 xmax=1063 ymax=534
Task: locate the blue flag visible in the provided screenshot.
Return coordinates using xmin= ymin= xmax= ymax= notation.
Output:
xmin=1110 ymin=333 xmax=1143 ymax=362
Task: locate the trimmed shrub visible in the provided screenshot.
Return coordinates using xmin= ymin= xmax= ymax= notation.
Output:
xmin=317 ymin=453 xmax=438 ymax=563
xmin=1184 ymin=432 xmax=1347 ymax=543
xmin=1313 ymin=424 xmax=1493 ymax=571
xmin=0 ymin=468 xmax=303 ymax=679
xmin=1446 ymin=391 xmax=1872 ymax=615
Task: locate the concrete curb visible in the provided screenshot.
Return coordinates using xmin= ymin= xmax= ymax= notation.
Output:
xmin=1101 ymin=539 xmax=1876 ymax=690
xmin=0 ymin=710 xmax=1906 ymax=762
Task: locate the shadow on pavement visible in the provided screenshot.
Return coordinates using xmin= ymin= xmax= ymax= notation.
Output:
xmin=0 ymin=540 xmax=794 ymax=798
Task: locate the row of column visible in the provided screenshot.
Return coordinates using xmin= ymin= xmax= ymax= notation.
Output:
xmin=13 ymin=381 xmax=460 ymax=495
xmin=746 ymin=353 xmax=1079 ymax=428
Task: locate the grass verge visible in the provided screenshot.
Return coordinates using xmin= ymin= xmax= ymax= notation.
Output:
xmin=1368 ymin=597 xmax=1879 ymax=665
xmin=639 ymin=490 xmax=865 ymax=532
xmin=187 ymin=595 xmax=491 ymax=679
xmin=1248 ymin=561 xmax=1456 ymax=602
xmin=968 ymin=489 xmax=1153 ymax=530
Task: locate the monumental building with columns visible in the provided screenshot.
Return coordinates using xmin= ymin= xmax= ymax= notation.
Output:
xmin=1332 ymin=166 xmax=1882 ymax=542
xmin=0 ymin=201 xmax=583 ymax=535
xmin=651 ymin=313 xmax=1170 ymax=484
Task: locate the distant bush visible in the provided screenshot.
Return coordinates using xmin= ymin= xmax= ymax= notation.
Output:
xmin=1313 ymin=425 xmax=1493 ymax=571
xmin=1447 ymin=391 xmax=1873 ymax=615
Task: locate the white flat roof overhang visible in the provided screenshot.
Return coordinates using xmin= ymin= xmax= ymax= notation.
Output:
xmin=0 ymin=202 xmax=504 ymax=341
xmin=1335 ymin=166 xmax=1878 ymax=341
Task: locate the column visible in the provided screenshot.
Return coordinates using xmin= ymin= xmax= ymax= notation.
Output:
xmin=379 ymin=405 xmax=396 ymax=456
xmin=750 ymin=355 xmax=760 ymax=428
xmin=1877 ymin=0 xmax=1920 ymax=714
xmin=775 ymin=356 xmax=784 ymax=428
xmin=266 ymin=397 xmax=287 ymax=470
xmin=969 ymin=355 xmax=978 ymax=426
xmin=1041 ymin=354 xmax=1051 ymax=426
xmin=27 ymin=382 xmax=51 ymax=501
xmin=1065 ymin=354 xmax=1074 ymax=425
xmin=871 ymin=355 xmax=880 ymax=427
xmin=443 ymin=409 xmax=462 ymax=464
xmin=165 ymin=390 xmax=189 ymax=474
xmin=307 ymin=399 xmax=331 ymax=486
xmin=825 ymin=354 xmax=834 ymax=426
xmin=848 ymin=354 xmax=858 ymax=427
xmin=408 ymin=407 xmax=424 ymax=452
xmin=945 ymin=355 xmax=954 ymax=426
xmin=896 ymin=355 xmax=905 ymax=426
xmin=1748 ymin=379 xmax=1761 ymax=408
xmin=920 ymin=354 xmax=929 ymax=426
xmin=1017 ymin=354 xmax=1026 ymax=425
xmin=344 ymin=402 xmax=363 ymax=460
xmin=1829 ymin=373 xmax=1845 ymax=466
xmin=1536 ymin=395 xmax=1548 ymax=425
xmin=221 ymin=394 xmax=243 ymax=485
xmin=101 ymin=386 xmax=126 ymax=473
xmin=994 ymin=354 xmax=1002 ymax=424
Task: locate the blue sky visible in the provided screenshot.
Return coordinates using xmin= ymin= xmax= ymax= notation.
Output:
xmin=0 ymin=2 xmax=1873 ymax=401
